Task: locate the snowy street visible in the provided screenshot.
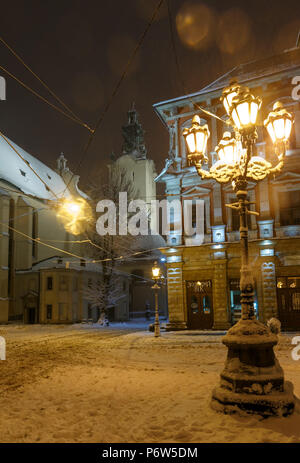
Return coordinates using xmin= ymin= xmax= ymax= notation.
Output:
xmin=0 ymin=323 xmax=300 ymax=443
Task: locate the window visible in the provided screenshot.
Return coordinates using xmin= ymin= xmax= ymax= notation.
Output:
xmin=59 ymin=275 xmax=68 ymax=291
xmin=46 ymin=304 xmax=52 ymax=320
xmin=279 ymin=190 xmax=300 ymax=226
xmin=169 ymin=208 xmax=175 ymax=232
xmin=47 ymin=276 xmax=53 ymax=290
xmin=19 ymin=169 xmax=26 ymax=177
xmin=191 ymin=200 xmax=206 ymax=233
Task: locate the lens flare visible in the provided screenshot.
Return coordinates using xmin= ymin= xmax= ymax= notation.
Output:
xmin=56 ymin=198 xmax=92 ymax=236
xmin=176 ymin=2 xmax=214 ymax=50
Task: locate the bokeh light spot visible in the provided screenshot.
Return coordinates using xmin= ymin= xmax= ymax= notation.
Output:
xmin=176 ymin=2 xmax=215 ymax=50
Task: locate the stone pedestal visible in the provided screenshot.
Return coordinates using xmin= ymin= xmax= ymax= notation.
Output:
xmin=211 ymin=318 xmax=295 ymax=416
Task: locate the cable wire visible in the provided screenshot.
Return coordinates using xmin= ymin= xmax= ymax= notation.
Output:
xmin=63 ymin=0 xmax=165 ymax=195
xmin=0 ymin=64 xmax=94 ymax=132
xmin=0 ymin=35 xmax=90 ymax=128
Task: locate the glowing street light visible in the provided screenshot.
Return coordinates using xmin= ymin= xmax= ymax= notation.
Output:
xmin=229 ymin=86 xmax=262 ymax=131
xmin=56 ymin=197 xmax=91 ymax=235
xmin=183 ymin=115 xmax=210 ymax=165
xmin=152 ymin=261 xmax=161 ymax=280
xmin=215 ymin=131 xmax=238 ymax=164
xmin=221 ymin=79 xmax=241 ymax=116
xmin=264 ymin=101 xmax=293 ymax=157
xmin=152 ymin=261 xmax=162 ymax=338
xmin=183 ymin=82 xmax=295 ymax=417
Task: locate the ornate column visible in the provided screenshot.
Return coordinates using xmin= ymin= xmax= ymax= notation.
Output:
xmin=260 ymin=258 xmax=278 ymax=322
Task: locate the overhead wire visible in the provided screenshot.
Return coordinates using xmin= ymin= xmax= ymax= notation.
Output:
xmin=63 ymin=0 xmax=165 ymax=195
xmin=0 ymin=220 xmax=86 ymax=260
xmin=1 ymin=220 xmax=158 ymax=283
xmin=0 ymin=63 xmax=94 ymax=132
xmin=0 ymin=35 xmax=89 ymax=127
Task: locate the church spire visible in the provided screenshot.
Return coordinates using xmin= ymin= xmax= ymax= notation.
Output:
xmin=122 ymin=103 xmax=147 ymax=159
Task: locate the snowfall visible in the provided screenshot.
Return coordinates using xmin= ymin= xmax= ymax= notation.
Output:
xmin=0 ymin=322 xmax=299 ymax=443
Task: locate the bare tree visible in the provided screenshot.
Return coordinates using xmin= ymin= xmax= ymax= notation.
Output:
xmin=84 ymin=164 xmax=140 ymax=320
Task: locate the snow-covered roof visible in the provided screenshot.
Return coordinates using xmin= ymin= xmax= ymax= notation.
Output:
xmin=0 ymin=134 xmax=72 ymax=200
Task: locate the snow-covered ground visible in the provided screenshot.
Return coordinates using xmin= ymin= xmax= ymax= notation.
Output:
xmin=0 ymin=323 xmax=299 ymax=443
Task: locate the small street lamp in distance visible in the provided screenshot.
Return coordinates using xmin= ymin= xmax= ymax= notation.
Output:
xmin=152 ymin=261 xmax=162 ymax=338
xmin=183 ymin=81 xmax=295 ymax=417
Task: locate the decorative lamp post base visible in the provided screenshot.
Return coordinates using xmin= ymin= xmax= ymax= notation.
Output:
xmin=211 ymin=318 xmax=295 ymax=417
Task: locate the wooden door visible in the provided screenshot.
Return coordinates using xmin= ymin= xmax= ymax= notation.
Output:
xmin=277 ymin=277 xmax=300 ymax=331
xmin=186 ymin=280 xmax=213 ymax=329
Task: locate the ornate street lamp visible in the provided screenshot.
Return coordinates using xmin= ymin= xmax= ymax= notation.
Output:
xmin=229 ymin=86 xmax=262 ymax=132
xmin=152 ymin=261 xmax=162 ymax=337
xmin=215 ymin=131 xmax=238 ymax=164
xmin=264 ymin=101 xmax=294 ymax=159
xmin=220 ymin=79 xmax=241 ymax=117
xmin=183 ymin=115 xmax=210 ymax=166
xmin=183 ymin=87 xmax=295 ymax=416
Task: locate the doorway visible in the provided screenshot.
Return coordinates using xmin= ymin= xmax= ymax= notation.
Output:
xmin=186 ymin=280 xmax=213 ymax=329
xmin=277 ymin=276 xmax=300 ymax=330
xmin=27 ymin=307 xmax=36 ymax=324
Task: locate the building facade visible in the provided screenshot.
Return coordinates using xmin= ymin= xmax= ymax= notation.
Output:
xmin=0 ymin=133 xmax=118 ymax=324
xmin=153 ymin=46 xmax=300 ymax=331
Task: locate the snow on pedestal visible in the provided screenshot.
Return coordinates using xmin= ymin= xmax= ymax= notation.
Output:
xmin=211 ymin=318 xmax=295 ymax=416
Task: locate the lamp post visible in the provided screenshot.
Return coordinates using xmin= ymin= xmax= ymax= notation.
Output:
xmin=152 ymin=261 xmax=161 ymax=337
xmin=183 ymin=84 xmax=295 ymax=416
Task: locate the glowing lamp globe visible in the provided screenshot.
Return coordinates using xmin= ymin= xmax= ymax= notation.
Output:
xmin=152 ymin=261 xmax=161 ymax=280
xmin=183 ymin=115 xmax=210 ymax=166
xmin=215 ymin=132 xmax=238 ymax=164
xmin=230 ymin=87 xmax=262 ymax=130
xmin=67 ymin=202 xmax=81 ymax=215
xmin=264 ymin=101 xmax=293 ymax=144
xmin=221 ymin=80 xmax=241 ymax=116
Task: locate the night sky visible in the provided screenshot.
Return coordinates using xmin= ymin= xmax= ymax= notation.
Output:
xmin=1 ymin=0 xmax=300 ymax=188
